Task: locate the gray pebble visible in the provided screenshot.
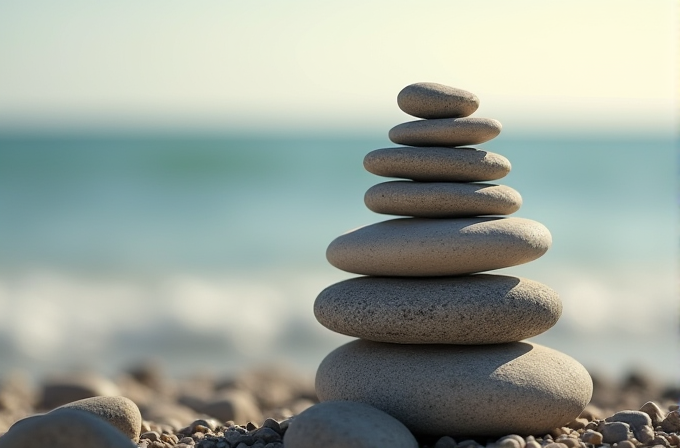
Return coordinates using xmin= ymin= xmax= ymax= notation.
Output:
xmin=314 ymin=274 xmax=561 ymax=344
xmin=389 ymin=117 xmax=501 ymax=147
xmin=600 ymin=421 xmax=630 ymax=443
xmin=605 ymin=410 xmax=651 ymax=439
xmin=284 ymin=401 xmax=417 ymax=448
xmin=56 ymin=395 xmax=142 ymax=441
xmin=316 ymin=340 xmax=592 ymax=437
xmin=661 ymin=410 xmax=680 ymax=432
xmin=364 ymin=146 xmax=511 ymax=182
xmin=364 ymin=181 xmax=522 ymax=218
xmin=0 ymin=409 xmax=135 ymax=448
xmin=327 ymin=217 xmax=551 ymax=277
xmin=397 ymin=82 xmax=479 ymax=119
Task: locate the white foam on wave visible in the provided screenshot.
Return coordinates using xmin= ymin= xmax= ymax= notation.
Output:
xmin=0 ymin=262 xmax=675 ymax=381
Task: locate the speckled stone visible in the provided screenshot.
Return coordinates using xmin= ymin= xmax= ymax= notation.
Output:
xmin=316 ymin=340 xmax=593 ymax=437
xmin=364 ymin=147 xmax=511 ymax=182
xmin=389 ymin=118 xmax=501 ymax=147
xmin=0 ymin=409 xmax=135 ymax=447
xmin=364 ymin=181 xmax=522 ymax=218
xmin=397 ymin=83 xmax=479 ymax=119
xmin=326 ymin=217 xmax=551 ymax=277
xmin=314 ymin=274 xmax=561 ymax=344
xmin=283 ymin=401 xmax=418 ymax=448
xmin=56 ymin=396 xmax=142 ymax=441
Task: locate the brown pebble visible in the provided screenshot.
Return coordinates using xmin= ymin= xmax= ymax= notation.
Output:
xmin=581 ymin=430 xmax=603 ymax=445
xmin=640 ymin=402 xmax=666 ymax=427
xmin=618 ymin=441 xmax=636 ymax=448
xmin=141 ymin=431 xmax=161 ymax=442
xmin=543 ymin=443 xmax=568 ymax=448
xmin=662 ymin=411 xmax=680 ymax=432
xmin=567 ymin=418 xmax=588 ymax=430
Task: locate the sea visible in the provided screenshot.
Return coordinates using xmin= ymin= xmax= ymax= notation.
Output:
xmin=0 ymin=131 xmax=677 ymax=384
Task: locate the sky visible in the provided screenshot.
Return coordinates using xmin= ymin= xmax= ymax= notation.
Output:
xmin=0 ymin=0 xmax=677 ymax=134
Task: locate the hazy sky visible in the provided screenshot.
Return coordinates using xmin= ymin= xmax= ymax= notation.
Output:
xmin=0 ymin=1 xmax=677 ymax=133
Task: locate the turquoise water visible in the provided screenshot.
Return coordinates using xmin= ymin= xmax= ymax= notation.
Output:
xmin=0 ymin=133 xmax=677 ymax=380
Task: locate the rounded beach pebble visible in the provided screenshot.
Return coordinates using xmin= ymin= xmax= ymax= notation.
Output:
xmin=364 ymin=181 xmax=522 ymax=217
xmin=364 ymin=147 xmax=511 ymax=182
xmin=0 ymin=409 xmax=135 ymax=448
xmin=283 ymin=400 xmax=418 ymax=448
xmin=316 ymin=340 xmax=593 ymax=437
xmin=56 ymin=396 xmax=142 ymax=441
xmin=314 ymin=274 xmax=561 ymax=344
xmin=389 ymin=117 xmax=501 ymax=147
xmin=397 ymin=82 xmax=479 ymax=119
xmin=326 ymin=217 xmax=551 ymax=277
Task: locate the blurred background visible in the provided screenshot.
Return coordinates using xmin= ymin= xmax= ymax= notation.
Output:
xmin=0 ymin=1 xmax=677 ymax=384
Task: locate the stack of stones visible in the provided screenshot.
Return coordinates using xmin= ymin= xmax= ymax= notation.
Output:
xmin=313 ymin=83 xmax=594 ymax=438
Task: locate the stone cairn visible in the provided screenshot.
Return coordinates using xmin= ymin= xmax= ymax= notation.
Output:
xmin=313 ymin=83 xmax=594 ymax=438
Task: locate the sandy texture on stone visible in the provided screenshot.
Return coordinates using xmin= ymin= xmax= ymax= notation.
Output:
xmin=397 ymin=82 xmax=479 ymax=119
xmin=364 ymin=147 xmax=511 ymax=182
xmin=389 ymin=118 xmax=502 ymax=147
xmin=364 ymin=181 xmax=522 ymax=217
xmin=0 ymin=409 xmax=135 ymax=448
xmin=326 ymin=217 xmax=551 ymax=277
xmin=284 ymin=401 xmax=418 ymax=448
xmin=56 ymin=396 xmax=142 ymax=441
xmin=314 ymin=274 xmax=561 ymax=344
xmin=316 ymin=340 xmax=593 ymax=437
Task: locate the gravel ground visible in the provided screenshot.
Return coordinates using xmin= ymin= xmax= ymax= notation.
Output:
xmin=0 ymin=363 xmax=677 ymax=448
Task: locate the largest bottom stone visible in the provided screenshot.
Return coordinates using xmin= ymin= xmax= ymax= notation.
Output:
xmin=316 ymin=340 xmax=592 ymax=437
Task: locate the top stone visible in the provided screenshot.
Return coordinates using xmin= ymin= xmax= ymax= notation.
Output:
xmin=397 ymin=82 xmax=479 ymax=119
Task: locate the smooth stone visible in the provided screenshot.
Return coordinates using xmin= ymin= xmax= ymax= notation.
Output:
xmin=397 ymin=82 xmax=479 ymax=119
xmin=364 ymin=181 xmax=522 ymax=217
xmin=364 ymin=147 xmax=511 ymax=182
xmin=661 ymin=410 xmax=680 ymax=432
xmin=316 ymin=340 xmax=592 ymax=437
xmin=389 ymin=118 xmax=501 ymax=147
xmin=326 ymin=217 xmax=551 ymax=277
xmin=314 ymin=274 xmax=561 ymax=344
xmin=600 ymin=422 xmax=630 ymax=444
xmin=639 ymin=401 xmax=665 ymax=427
xmin=605 ymin=410 xmax=652 ymax=437
xmin=56 ymin=396 xmax=142 ymax=441
xmin=0 ymin=409 xmax=135 ymax=448
xmin=283 ymin=401 xmax=418 ymax=448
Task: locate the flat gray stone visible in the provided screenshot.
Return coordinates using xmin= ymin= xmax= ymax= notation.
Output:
xmin=397 ymin=82 xmax=479 ymax=119
xmin=56 ymin=396 xmax=142 ymax=441
xmin=364 ymin=147 xmax=511 ymax=182
xmin=314 ymin=274 xmax=561 ymax=344
xmin=283 ymin=401 xmax=417 ymax=448
xmin=316 ymin=340 xmax=592 ymax=437
xmin=326 ymin=217 xmax=551 ymax=277
xmin=0 ymin=409 xmax=135 ymax=448
xmin=364 ymin=181 xmax=522 ymax=217
xmin=389 ymin=118 xmax=501 ymax=147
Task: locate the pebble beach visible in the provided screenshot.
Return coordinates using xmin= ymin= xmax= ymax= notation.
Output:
xmin=0 ymin=364 xmax=677 ymax=448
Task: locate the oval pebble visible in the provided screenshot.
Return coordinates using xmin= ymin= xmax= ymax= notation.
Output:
xmin=56 ymin=396 xmax=142 ymax=441
xmin=0 ymin=409 xmax=135 ymax=448
xmin=326 ymin=217 xmax=551 ymax=277
xmin=389 ymin=118 xmax=501 ymax=147
xmin=364 ymin=181 xmax=522 ymax=217
xmin=314 ymin=274 xmax=561 ymax=344
xmin=316 ymin=340 xmax=593 ymax=437
xmin=364 ymin=147 xmax=511 ymax=182
xmin=397 ymin=82 xmax=479 ymax=119
xmin=283 ymin=401 xmax=417 ymax=448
